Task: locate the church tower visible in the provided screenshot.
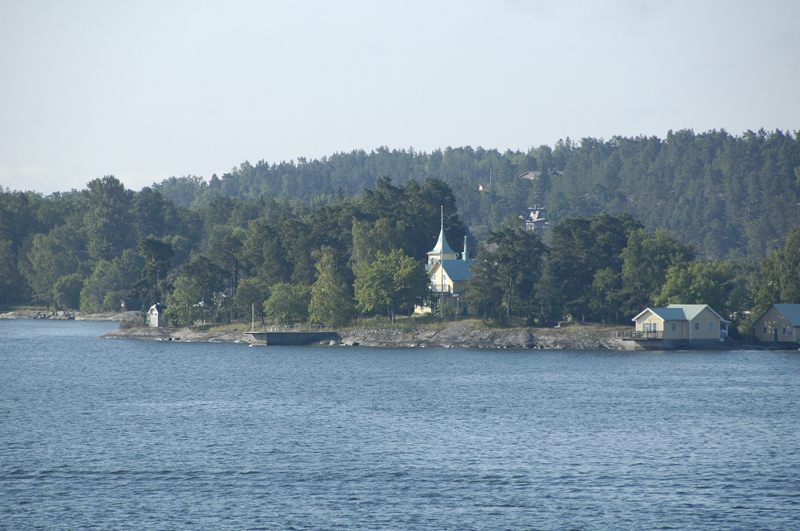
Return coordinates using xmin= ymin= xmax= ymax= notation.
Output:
xmin=427 ymin=207 xmax=457 ymax=267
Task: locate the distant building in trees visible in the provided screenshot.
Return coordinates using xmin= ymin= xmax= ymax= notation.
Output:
xmin=518 ymin=171 xmax=541 ymax=180
xmin=520 ymin=206 xmax=549 ymax=232
xmin=518 ymin=170 xmax=562 ymax=179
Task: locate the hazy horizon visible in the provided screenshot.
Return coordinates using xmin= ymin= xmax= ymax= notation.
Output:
xmin=2 ymin=0 xmax=798 ymax=195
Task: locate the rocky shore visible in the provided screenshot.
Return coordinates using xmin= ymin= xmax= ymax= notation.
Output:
xmin=338 ymin=322 xmax=634 ymax=349
xmin=101 ymin=322 xmax=636 ymax=350
xmin=0 ymin=310 xmax=140 ymax=321
xmin=6 ymin=312 xmax=770 ymax=350
xmin=102 ymin=327 xmax=248 ymax=343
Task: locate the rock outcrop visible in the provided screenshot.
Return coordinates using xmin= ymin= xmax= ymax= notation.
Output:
xmin=338 ymin=322 xmax=632 ymax=350
xmin=102 ymin=327 xmax=248 ymax=343
xmin=0 ymin=310 xmax=140 ymax=321
xmin=100 ymin=322 xmax=632 ymax=349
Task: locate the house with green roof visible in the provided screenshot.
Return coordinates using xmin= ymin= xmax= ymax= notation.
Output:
xmin=418 ymin=217 xmax=474 ymax=315
xmin=752 ymin=304 xmax=800 ymax=343
xmin=623 ymin=304 xmax=730 ymax=349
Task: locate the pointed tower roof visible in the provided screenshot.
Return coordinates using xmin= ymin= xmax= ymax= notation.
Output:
xmin=427 ymin=206 xmax=458 ymax=267
xmin=428 ymin=227 xmax=456 ymax=256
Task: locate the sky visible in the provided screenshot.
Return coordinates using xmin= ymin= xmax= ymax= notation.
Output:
xmin=1 ymin=0 xmax=798 ymax=195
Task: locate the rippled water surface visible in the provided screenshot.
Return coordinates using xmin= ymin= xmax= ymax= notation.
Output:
xmin=2 ymin=320 xmax=800 ymax=530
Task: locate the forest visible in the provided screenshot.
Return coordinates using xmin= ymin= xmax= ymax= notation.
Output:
xmin=153 ymin=128 xmax=800 ymax=259
xmin=1 ymin=128 xmax=799 ymax=335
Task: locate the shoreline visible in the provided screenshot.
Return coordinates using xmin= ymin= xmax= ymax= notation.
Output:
xmin=3 ymin=311 xmax=790 ymax=350
xmin=99 ymin=322 xmax=784 ymax=351
xmin=0 ymin=310 xmax=141 ymax=321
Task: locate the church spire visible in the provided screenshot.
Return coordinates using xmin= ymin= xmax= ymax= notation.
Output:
xmin=427 ymin=206 xmax=457 ymax=265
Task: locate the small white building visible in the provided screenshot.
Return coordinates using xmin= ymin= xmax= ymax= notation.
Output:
xmin=147 ymin=303 xmax=167 ymax=327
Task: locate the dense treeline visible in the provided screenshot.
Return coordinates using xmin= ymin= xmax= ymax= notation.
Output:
xmin=153 ymin=129 xmax=800 ymax=259
xmin=3 ymin=129 xmax=800 ymax=335
xmin=3 ymin=171 xmax=799 ymax=336
xmin=0 ymin=176 xmax=466 ymax=326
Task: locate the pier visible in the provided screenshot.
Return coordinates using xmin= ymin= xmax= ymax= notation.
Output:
xmin=245 ymin=330 xmax=340 ymax=346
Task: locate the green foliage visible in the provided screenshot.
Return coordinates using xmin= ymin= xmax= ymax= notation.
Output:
xmin=481 ymin=218 xmax=547 ymax=317
xmin=7 ymin=136 xmax=800 ymax=330
xmin=263 ymin=283 xmax=312 ymax=325
xmin=654 ymin=261 xmax=734 ymax=316
xmin=52 ymin=273 xmax=83 ymax=311
xmin=620 ymin=228 xmax=695 ymax=314
xmin=233 ymin=277 xmax=270 ymax=323
xmin=349 ymin=218 xmax=396 ymax=276
xmin=0 ymin=239 xmax=23 ymax=309
xmin=766 ymin=227 xmax=800 ymax=303
xmin=165 ymin=276 xmax=206 ymax=327
xmin=22 ymin=227 xmax=81 ymax=309
xmin=80 ymin=249 xmax=144 ymax=313
xmin=590 ymin=267 xmax=623 ymax=325
xmin=130 ymin=236 xmax=175 ymax=307
xmin=549 ymin=213 xmax=640 ymax=321
xmin=309 ymin=247 xmax=356 ymax=327
xmin=354 ymin=249 xmax=430 ymax=323
xmin=744 ymin=227 xmax=800 ymax=333
xmin=83 ymin=176 xmax=134 ymax=264
xmin=462 ymin=253 xmax=504 ymax=320
xmin=152 ymin=130 xmax=800 ymax=262
xmin=534 ymin=259 xmax=562 ymax=325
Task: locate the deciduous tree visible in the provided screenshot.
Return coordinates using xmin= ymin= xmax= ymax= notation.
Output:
xmin=354 ymin=249 xmax=429 ymax=323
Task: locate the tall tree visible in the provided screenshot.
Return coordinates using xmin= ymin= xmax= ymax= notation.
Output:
xmin=22 ymin=227 xmax=81 ymax=309
xmin=308 ymin=247 xmax=356 ymax=326
xmin=130 ymin=236 xmax=174 ymax=307
xmin=483 ymin=219 xmax=547 ymax=317
xmin=83 ymin=176 xmax=133 ymax=263
xmin=354 ymin=249 xmax=430 ymax=323
xmin=462 ymin=252 xmax=503 ymax=320
xmin=52 ymin=273 xmax=83 ymax=311
xmin=164 ymin=276 xmax=206 ymax=327
xmin=654 ymin=261 xmax=734 ymax=316
xmin=263 ymin=283 xmax=312 ymax=325
xmin=0 ymin=240 xmax=22 ymax=309
xmin=620 ymin=228 xmax=695 ymax=314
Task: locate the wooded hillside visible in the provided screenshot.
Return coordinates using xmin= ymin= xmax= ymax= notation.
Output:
xmin=154 ymin=129 xmax=800 ymax=259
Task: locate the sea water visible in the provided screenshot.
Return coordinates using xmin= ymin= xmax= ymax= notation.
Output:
xmin=2 ymin=319 xmax=799 ymax=530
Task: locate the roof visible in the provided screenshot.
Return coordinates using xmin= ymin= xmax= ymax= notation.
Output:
xmin=769 ymin=304 xmax=800 ymax=326
xmin=438 ymin=259 xmax=475 ymax=282
xmin=427 ymin=227 xmax=456 ymax=256
xmin=634 ymin=307 xmax=688 ymax=321
xmin=667 ymin=304 xmax=729 ymax=323
xmin=633 ymin=304 xmax=729 ymax=323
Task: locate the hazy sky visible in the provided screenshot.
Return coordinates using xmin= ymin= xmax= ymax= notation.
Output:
xmin=1 ymin=0 xmax=798 ymax=194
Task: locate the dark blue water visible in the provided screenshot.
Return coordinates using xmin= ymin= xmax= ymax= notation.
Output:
xmin=2 ymin=320 xmax=799 ymax=530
